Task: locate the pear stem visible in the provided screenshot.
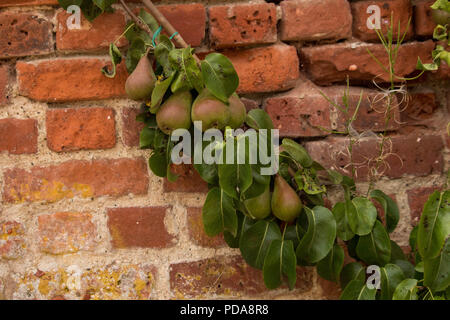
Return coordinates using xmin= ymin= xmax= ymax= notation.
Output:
xmin=119 ymin=0 xmax=154 ymax=38
xmin=140 ymin=0 xmax=201 ymax=64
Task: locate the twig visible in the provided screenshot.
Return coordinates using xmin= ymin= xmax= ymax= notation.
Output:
xmin=119 ymin=0 xmax=154 ymax=38
xmin=140 ymin=0 xmax=201 ymax=63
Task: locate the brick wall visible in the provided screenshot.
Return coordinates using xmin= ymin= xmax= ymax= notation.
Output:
xmin=0 ymin=0 xmax=448 ymax=300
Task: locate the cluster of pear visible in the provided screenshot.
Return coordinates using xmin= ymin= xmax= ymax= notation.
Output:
xmin=244 ymin=175 xmax=303 ymax=222
xmin=125 ymin=54 xmax=247 ymax=134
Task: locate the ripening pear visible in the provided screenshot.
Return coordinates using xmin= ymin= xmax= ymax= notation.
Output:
xmin=243 ymin=184 xmax=271 ymax=219
xmin=125 ymin=54 xmax=157 ymax=101
xmin=271 ymin=175 xmax=303 ymax=222
xmin=156 ymin=90 xmax=192 ymax=135
xmin=228 ymin=93 xmax=247 ymax=129
xmin=191 ymin=88 xmax=231 ymax=131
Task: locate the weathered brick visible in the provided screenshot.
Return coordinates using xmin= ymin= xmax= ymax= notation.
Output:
xmin=46 ymin=108 xmax=116 ymax=152
xmin=414 ymin=0 xmax=436 ymax=37
xmin=107 ymin=207 xmax=175 ymax=249
xmin=0 ymin=65 xmax=9 ymax=105
xmin=351 ymin=0 xmax=414 ymax=42
xmin=14 ymin=264 xmax=156 ymax=300
xmin=0 ymin=221 xmax=25 ymax=260
xmin=318 ymin=277 xmax=341 ymax=300
xmin=0 ymin=0 xmax=58 ymax=6
xmin=0 ymin=118 xmax=38 ymax=154
xmin=265 ymin=89 xmax=332 ymax=138
xmin=138 ymin=4 xmax=206 ymax=47
xmin=400 ymin=90 xmax=437 ymax=123
xmin=280 ymin=0 xmax=352 ymax=42
xmin=38 ymin=212 xmax=96 ymax=255
xmin=170 ymin=255 xmax=313 ymax=299
xmin=56 ymin=9 xmax=127 ymax=51
xmin=121 ymin=107 xmax=145 ymax=147
xmin=3 ymin=158 xmax=149 ymax=203
xmin=223 ymin=44 xmax=300 ymax=93
xmin=304 ymin=134 xmax=443 ymax=181
xmin=209 ymin=3 xmax=277 ymax=48
xmin=17 ymin=58 xmax=127 ymax=102
xmin=187 ymin=208 xmax=225 ymax=248
xmin=163 ymin=164 xmax=208 ymax=193
xmin=407 ymin=185 xmax=443 ymax=224
xmin=301 ymin=41 xmax=434 ymax=85
xmin=0 ymin=12 xmax=53 ymax=58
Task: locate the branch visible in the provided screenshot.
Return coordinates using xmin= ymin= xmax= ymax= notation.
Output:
xmin=140 ymin=0 xmax=200 ymax=63
xmin=119 ymin=0 xmax=154 ymax=38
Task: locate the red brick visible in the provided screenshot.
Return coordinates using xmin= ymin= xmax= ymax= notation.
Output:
xmin=0 ymin=118 xmax=38 ymax=154
xmin=17 ymin=58 xmax=127 ymax=102
xmin=3 ymin=158 xmax=149 ymax=203
xmin=265 ymin=89 xmax=332 ymax=138
xmin=56 ymin=9 xmax=127 ymax=51
xmin=0 ymin=221 xmax=25 ymax=260
xmin=351 ymin=0 xmax=414 ymax=42
xmin=304 ymin=134 xmax=443 ymax=181
xmin=16 ymin=264 xmax=156 ymax=300
xmin=46 ymin=108 xmax=116 ymax=152
xmin=121 ymin=107 xmax=145 ymax=147
xmin=163 ymin=164 xmax=208 ymax=193
xmin=223 ymin=44 xmax=300 ymax=94
xmin=0 ymin=65 xmax=9 ymax=105
xmin=38 ymin=212 xmax=96 ymax=255
xmin=400 ymin=90 xmax=437 ymax=124
xmin=0 ymin=12 xmax=53 ymax=58
xmin=318 ymin=277 xmax=341 ymax=300
xmin=209 ymin=3 xmax=277 ymax=48
xmin=414 ymin=0 xmax=436 ymax=37
xmin=187 ymin=208 xmax=225 ymax=248
xmin=407 ymin=185 xmax=443 ymax=224
xmin=107 ymin=207 xmax=175 ymax=249
xmin=301 ymin=41 xmax=434 ymax=85
xmin=0 ymin=0 xmax=57 ymax=6
xmin=280 ymin=0 xmax=352 ymax=42
xmin=241 ymin=97 xmax=259 ymax=112
xmin=138 ymin=4 xmax=206 ymax=47
xmin=170 ymin=255 xmax=313 ymax=299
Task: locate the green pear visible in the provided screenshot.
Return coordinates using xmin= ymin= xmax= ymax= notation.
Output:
xmin=228 ymin=93 xmax=247 ymax=129
xmin=156 ymin=90 xmax=192 ymax=135
xmin=125 ymin=54 xmax=157 ymax=101
xmin=244 ymin=184 xmax=271 ymax=219
xmin=191 ymin=88 xmax=230 ymax=131
xmin=271 ymin=175 xmax=303 ymax=222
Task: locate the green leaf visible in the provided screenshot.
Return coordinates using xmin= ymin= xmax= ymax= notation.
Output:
xmin=281 ymin=139 xmax=313 ymax=168
xmin=245 ymin=109 xmax=274 ymax=130
xmin=409 ymin=225 xmax=419 ymax=252
xmin=58 ymin=0 xmax=83 ymax=9
xmin=201 ymin=53 xmax=239 ymax=103
xmin=332 ymin=201 xmax=355 ymax=241
xmin=202 ymin=187 xmax=237 ymax=237
xmin=416 ymin=56 xmax=439 ymax=71
xmin=348 ymin=197 xmax=377 ymax=236
xmin=223 ymin=212 xmax=255 ymax=248
xmin=296 ymin=206 xmax=336 ymax=263
xmin=150 ymin=74 xmax=174 ymax=113
xmin=418 ymin=190 xmax=450 ymax=260
xmin=390 ymin=240 xmax=406 ymax=261
xmin=139 ymin=127 xmax=156 ymax=149
xmin=340 ymin=262 xmax=365 ymax=289
xmin=370 ymin=189 xmax=399 ymax=233
xmin=138 ymin=8 xmax=159 ymax=32
xmin=356 ymin=220 xmax=391 ymax=266
xmin=431 ymin=0 xmax=450 ymax=11
xmin=149 ymin=151 xmax=167 ymax=178
xmin=101 ymin=43 xmax=122 ymax=78
xmin=295 ymin=169 xmax=326 ymax=195
xmin=93 ymin=0 xmax=116 ymax=11
xmin=317 ymin=244 xmax=345 ymax=282
xmin=380 ymin=264 xmax=405 ymax=300
xmin=154 ymin=35 xmax=175 ymax=76
xmin=423 ymin=238 xmax=450 ymax=292
xmin=239 ymin=220 xmax=282 ymax=269
xmin=392 ymin=260 xmax=415 ymax=279
xmin=284 ymin=225 xmax=300 ymax=250
xmin=340 ymin=280 xmax=376 ymax=300
xmin=126 ymin=38 xmax=146 ymax=73
xmin=169 ymin=47 xmax=203 ymax=93
xmin=263 ymin=239 xmax=297 ymax=289
xmin=392 ymin=279 xmax=418 ymax=300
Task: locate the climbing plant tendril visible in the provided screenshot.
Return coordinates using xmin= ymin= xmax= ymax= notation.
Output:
xmin=58 ymin=0 xmax=450 ymax=300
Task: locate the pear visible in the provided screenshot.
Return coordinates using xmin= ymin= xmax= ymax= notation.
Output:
xmin=244 ymin=184 xmax=271 ymax=219
xmin=228 ymin=93 xmax=247 ymax=129
xmin=156 ymin=90 xmax=193 ymax=135
xmin=125 ymin=54 xmax=157 ymax=101
xmin=271 ymin=175 xmax=303 ymax=222
xmin=191 ymin=88 xmax=231 ymax=131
